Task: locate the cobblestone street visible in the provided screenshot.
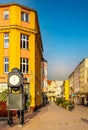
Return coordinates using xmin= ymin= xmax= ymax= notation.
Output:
xmin=0 ymin=103 xmax=88 ymax=130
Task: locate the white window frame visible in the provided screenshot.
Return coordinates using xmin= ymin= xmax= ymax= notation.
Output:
xmin=21 ymin=11 xmax=29 ymax=22
xmin=20 ymin=34 xmax=29 ymax=49
xmin=20 ymin=58 xmax=28 ymax=74
xmin=4 ymin=57 xmax=9 ymax=73
xmin=4 ymin=33 xmax=9 ymax=48
xmin=4 ymin=10 xmax=9 ymax=19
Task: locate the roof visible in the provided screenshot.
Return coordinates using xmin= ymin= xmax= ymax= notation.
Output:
xmin=42 ymin=57 xmax=47 ymax=62
xmin=0 ymin=2 xmax=36 ymax=12
xmin=47 ymin=80 xmax=52 ymax=85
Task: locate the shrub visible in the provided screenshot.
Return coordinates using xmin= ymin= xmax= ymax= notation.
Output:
xmin=55 ymin=98 xmax=74 ymax=110
xmin=61 ymin=100 xmax=69 ymax=108
xmin=0 ymin=89 xmax=8 ymax=102
xmin=56 ymin=98 xmax=63 ymax=105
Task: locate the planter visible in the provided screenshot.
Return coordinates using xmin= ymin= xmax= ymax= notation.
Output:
xmin=68 ymin=104 xmax=74 ymax=111
xmin=0 ymin=101 xmax=8 ymax=117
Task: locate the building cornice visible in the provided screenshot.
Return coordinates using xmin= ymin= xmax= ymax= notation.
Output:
xmin=0 ymin=25 xmax=37 ymax=34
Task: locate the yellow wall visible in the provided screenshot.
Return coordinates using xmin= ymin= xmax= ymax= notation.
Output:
xmin=30 ymin=34 xmax=35 ymax=107
xmin=64 ymin=80 xmax=69 ymax=101
xmin=0 ymin=6 xmax=10 ymax=26
xmin=9 ymin=29 xmax=20 ymax=71
xmin=0 ymin=33 xmax=4 ymax=73
xmin=30 ymin=11 xmax=36 ymax=30
xmin=10 ymin=5 xmax=21 ymax=25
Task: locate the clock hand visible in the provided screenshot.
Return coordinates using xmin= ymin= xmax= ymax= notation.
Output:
xmin=14 ymin=76 xmax=15 ymax=81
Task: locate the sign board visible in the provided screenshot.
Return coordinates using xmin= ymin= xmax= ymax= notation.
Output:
xmin=7 ymin=93 xmax=24 ymax=110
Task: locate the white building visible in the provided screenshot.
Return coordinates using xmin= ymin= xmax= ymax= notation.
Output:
xmin=47 ymin=80 xmax=63 ymax=102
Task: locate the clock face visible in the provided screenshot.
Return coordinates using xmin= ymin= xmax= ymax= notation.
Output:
xmin=9 ymin=75 xmax=20 ymax=86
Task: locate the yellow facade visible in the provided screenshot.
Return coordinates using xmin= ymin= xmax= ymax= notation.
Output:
xmin=64 ymin=80 xmax=69 ymax=101
xmin=0 ymin=3 xmax=43 ymax=110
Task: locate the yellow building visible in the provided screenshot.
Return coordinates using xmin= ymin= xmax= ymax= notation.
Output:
xmin=68 ymin=72 xmax=74 ymax=102
xmin=0 ymin=3 xmax=43 ymax=110
xmin=63 ymin=80 xmax=69 ymax=101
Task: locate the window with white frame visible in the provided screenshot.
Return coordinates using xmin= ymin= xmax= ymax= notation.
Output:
xmin=4 ymin=10 xmax=9 ymax=19
xmin=21 ymin=11 xmax=29 ymax=22
xmin=20 ymin=34 xmax=29 ymax=49
xmin=4 ymin=33 xmax=9 ymax=48
xmin=4 ymin=57 xmax=9 ymax=73
xmin=20 ymin=58 xmax=28 ymax=73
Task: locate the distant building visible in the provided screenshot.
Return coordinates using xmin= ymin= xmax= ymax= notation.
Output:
xmin=68 ymin=72 xmax=74 ymax=102
xmin=55 ymin=80 xmax=63 ymax=98
xmin=68 ymin=58 xmax=88 ymax=105
xmin=63 ymin=80 xmax=69 ymax=101
xmin=41 ymin=58 xmax=48 ymax=93
xmin=47 ymin=80 xmax=63 ymax=102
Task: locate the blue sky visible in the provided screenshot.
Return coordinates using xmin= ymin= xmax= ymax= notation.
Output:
xmin=1 ymin=0 xmax=88 ymax=80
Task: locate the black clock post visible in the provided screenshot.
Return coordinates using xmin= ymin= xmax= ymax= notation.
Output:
xmin=7 ymin=68 xmax=24 ymax=127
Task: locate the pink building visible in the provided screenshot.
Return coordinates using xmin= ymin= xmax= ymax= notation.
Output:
xmin=41 ymin=58 xmax=48 ymax=93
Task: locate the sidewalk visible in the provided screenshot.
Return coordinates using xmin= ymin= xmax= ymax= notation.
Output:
xmin=26 ymin=103 xmax=88 ymax=130
xmin=0 ymin=103 xmax=88 ymax=130
xmin=0 ymin=108 xmax=41 ymax=130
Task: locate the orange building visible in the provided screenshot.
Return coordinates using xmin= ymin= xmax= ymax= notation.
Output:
xmin=0 ymin=3 xmax=43 ymax=110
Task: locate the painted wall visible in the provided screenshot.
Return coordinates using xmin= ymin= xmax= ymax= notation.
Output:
xmin=64 ymin=80 xmax=69 ymax=101
xmin=0 ymin=3 xmax=43 ymax=109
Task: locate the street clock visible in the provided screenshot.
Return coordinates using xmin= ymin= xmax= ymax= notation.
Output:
xmin=8 ymin=68 xmax=23 ymax=87
xmin=9 ymin=74 xmax=20 ymax=86
xmin=7 ymin=68 xmax=24 ymax=126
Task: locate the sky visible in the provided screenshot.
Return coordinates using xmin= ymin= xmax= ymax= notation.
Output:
xmin=1 ymin=0 xmax=88 ymax=80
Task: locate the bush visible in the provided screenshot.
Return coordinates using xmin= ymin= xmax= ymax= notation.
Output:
xmin=55 ymin=98 xmax=74 ymax=110
xmin=0 ymin=89 xmax=8 ymax=102
xmin=61 ymin=100 xmax=69 ymax=108
xmin=56 ymin=98 xmax=63 ymax=105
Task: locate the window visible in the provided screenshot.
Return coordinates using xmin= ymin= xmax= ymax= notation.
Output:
xmin=4 ymin=33 xmax=9 ymax=48
xmin=21 ymin=11 xmax=29 ymax=22
xmin=20 ymin=58 xmax=28 ymax=73
xmin=20 ymin=34 xmax=29 ymax=49
xmin=4 ymin=57 xmax=9 ymax=73
xmin=4 ymin=10 xmax=9 ymax=19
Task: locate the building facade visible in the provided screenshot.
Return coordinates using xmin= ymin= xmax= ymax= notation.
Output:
xmin=47 ymin=80 xmax=63 ymax=102
xmin=68 ymin=72 xmax=74 ymax=102
xmin=69 ymin=58 xmax=88 ymax=105
xmin=0 ymin=3 xmax=43 ymax=110
xmin=63 ymin=80 xmax=69 ymax=101
xmin=41 ymin=58 xmax=48 ymax=93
